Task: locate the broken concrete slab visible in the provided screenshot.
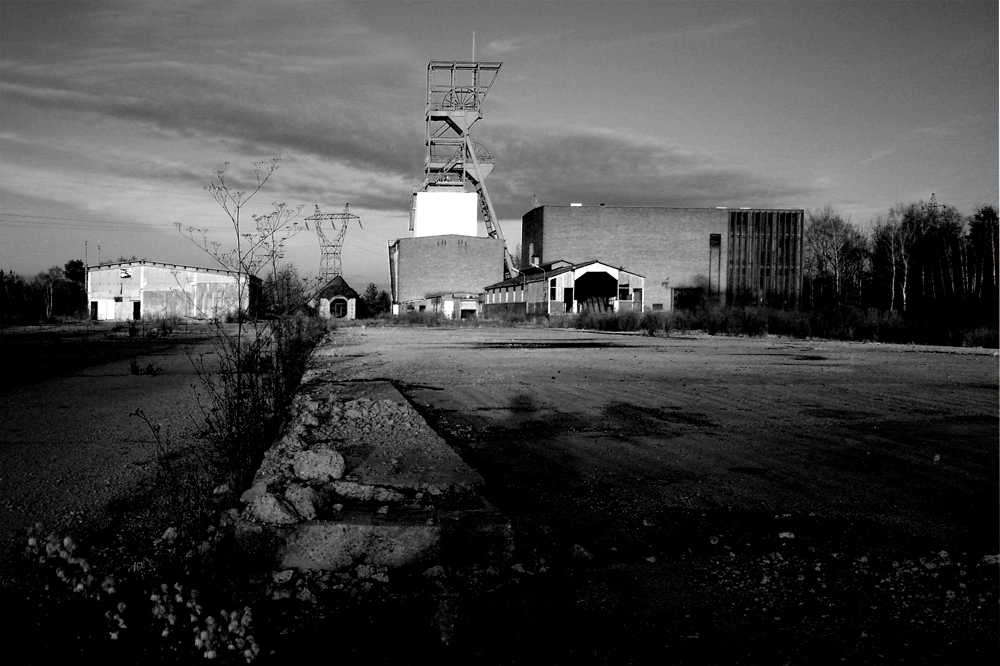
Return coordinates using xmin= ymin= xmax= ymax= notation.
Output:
xmin=240 ymin=332 xmax=511 ymax=572
xmin=277 ymin=505 xmax=514 ymax=571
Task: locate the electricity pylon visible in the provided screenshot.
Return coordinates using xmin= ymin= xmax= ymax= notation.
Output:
xmin=305 ymin=204 xmax=362 ymax=281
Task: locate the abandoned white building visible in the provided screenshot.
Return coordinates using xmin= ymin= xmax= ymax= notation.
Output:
xmin=483 ymin=260 xmax=645 ymax=317
xmin=86 ymin=260 xmax=259 ymax=321
xmin=311 ymin=275 xmax=360 ymax=320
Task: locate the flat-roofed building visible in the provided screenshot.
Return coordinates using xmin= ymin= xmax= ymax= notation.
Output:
xmin=520 ymin=205 xmax=804 ymax=310
xmin=86 ymin=260 xmax=259 ymax=321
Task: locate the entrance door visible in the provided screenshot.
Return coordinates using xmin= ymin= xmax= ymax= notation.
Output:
xmin=132 ymin=301 xmax=141 ymax=320
xmin=90 ymin=301 xmax=98 ymax=321
xmin=563 ymin=287 xmax=574 ymax=314
xmin=575 ymin=272 xmax=616 ymax=312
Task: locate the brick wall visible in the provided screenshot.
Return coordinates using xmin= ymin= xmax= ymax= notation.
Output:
xmin=521 ymin=206 xmax=730 ymax=310
xmin=394 ymin=235 xmax=505 ymax=302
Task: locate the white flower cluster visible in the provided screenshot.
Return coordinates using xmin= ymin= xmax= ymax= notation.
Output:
xmin=151 ymin=582 xmax=259 ymax=662
xmin=25 ymin=524 xmax=126 ymax=640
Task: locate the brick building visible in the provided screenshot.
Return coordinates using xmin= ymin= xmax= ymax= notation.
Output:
xmin=313 ymin=275 xmax=359 ymax=320
xmin=484 ymin=260 xmax=645 ymax=317
xmin=521 ymin=205 xmax=804 ymax=310
xmin=387 ymin=234 xmax=505 ymax=317
xmin=87 ymin=260 xmax=259 ymax=321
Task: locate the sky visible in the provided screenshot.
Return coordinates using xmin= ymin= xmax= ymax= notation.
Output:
xmin=2 ymin=0 xmax=997 ymax=290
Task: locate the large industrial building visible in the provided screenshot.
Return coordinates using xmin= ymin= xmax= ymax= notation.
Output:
xmin=87 ymin=260 xmax=259 ymax=321
xmin=388 ymin=235 xmax=504 ymax=317
xmin=521 ymin=205 xmax=804 ymax=311
xmin=388 ymin=61 xmax=512 ymax=317
xmin=388 ymin=60 xmax=804 ymax=317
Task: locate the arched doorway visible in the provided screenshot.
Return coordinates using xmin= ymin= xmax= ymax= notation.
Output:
xmin=575 ymin=272 xmax=617 ymax=312
xmin=331 ymin=297 xmax=348 ymax=318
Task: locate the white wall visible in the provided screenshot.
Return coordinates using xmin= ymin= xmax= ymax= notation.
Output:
xmin=413 ymin=192 xmax=477 ymax=237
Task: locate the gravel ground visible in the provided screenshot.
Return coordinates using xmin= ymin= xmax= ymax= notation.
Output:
xmin=281 ymin=325 xmax=999 ymax=664
xmin=0 ymin=324 xmax=217 ymax=562
xmin=2 ymin=323 xmax=997 ymax=664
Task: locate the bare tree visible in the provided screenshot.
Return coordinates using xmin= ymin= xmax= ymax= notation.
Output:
xmin=804 ymin=206 xmax=868 ymax=306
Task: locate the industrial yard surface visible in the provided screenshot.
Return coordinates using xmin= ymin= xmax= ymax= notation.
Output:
xmin=1 ymin=323 xmax=997 ymax=664
xmin=316 ymin=325 xmax=998 ymax=664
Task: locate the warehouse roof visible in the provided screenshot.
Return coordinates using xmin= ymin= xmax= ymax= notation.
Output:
xmin=86 ymin=259 xmax=255 ymax=279
xmin=485 ymin=259 xmax=644 ymax=290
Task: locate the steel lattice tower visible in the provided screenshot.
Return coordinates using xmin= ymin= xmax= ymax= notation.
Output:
xmin=410 ymin=60 xmax=518 ymax=277
xmin=305 ymin=204 xmax=362 ymax=281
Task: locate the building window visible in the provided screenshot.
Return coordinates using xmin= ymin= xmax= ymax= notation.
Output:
xmin=652 ymin=303 xmax=663 ymax=311
xmin=549 ymin=278 xmax=556 ymax=301
xmin=419 ymin=305 xmax=426 ymax=312
xmin=709 ymin=233 xmax=721 ymax=247
xmin=618 ymin=286 xmax=630 ymax=300
xmin=114 ymin=296 xmax=123 ymax=303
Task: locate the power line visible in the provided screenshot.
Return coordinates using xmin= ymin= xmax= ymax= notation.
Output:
xmin=0 ymin=170 xmax=211 ymax=199
xmin=933 ymin=167 xmax=999 ymax=195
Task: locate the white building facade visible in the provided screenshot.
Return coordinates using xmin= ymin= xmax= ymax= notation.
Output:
xmin=87 ymin=261 xmax=256 ymax=321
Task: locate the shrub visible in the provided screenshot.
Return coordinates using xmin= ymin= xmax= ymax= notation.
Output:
xmin=129 ymin=358 xmax=164 ymax=376
xmin=639 ymin=311 xmax=669 ymax=336
xmin=961 ymin=327 xmax=999 ymax=349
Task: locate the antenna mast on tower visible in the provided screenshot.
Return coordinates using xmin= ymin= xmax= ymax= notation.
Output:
xmin=305 ymin=204 xmax=362 ymax=281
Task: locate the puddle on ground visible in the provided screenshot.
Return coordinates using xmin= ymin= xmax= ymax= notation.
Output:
xmin=604 ymin=402 xmax=716 ymax=428
xmin=800 ymin=408 xmax=871 ymax=420
xmin=473 ymin=341 xmax=629 ymax=349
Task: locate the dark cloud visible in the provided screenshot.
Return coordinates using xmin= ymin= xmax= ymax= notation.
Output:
xmin=476 ymin=123 xmax=816 ymax=216
xmin=1 ymin=1 xmax=813 ymax=222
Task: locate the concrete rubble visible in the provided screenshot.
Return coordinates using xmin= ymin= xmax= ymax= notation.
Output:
xmin=238 ymin=334 xmax=513 ymax=571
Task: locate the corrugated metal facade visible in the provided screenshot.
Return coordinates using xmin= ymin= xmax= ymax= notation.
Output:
xmin=727 ymin=210 xmax=804 ymax=307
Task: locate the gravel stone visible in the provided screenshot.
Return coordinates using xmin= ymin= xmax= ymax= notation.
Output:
xmin=292 ymin=449 xmax=345 ymax=483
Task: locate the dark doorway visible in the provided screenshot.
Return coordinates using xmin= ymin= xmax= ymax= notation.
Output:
xmin=332 ymin=299 xmax=347 ymax=318
xmin=132 ymin=301 xmax=141 ymax=320
xmin=90 ymin=301 xmax=98 ymax=321
xmin=575 ymin=272 xmax=616 ymax=312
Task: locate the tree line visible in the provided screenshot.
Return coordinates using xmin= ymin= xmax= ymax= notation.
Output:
xmin=1 ymin=259 xmax=88 ymax=323
xmin=803 ymin=202 xmax=998 ymax=330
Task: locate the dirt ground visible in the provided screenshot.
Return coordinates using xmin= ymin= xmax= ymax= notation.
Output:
xmin=0 ymin=323 xmax=218 ymax=560
xmin=2 ymin=322 xmax=997 ymax=664
xmin=316 ymin=325 xmax=999 ymax=664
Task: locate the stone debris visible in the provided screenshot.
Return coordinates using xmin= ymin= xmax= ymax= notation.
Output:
xmin=247 ymin=493 xmax=299 ymax=525
xmin=240 ymin=480 xmax=268 ymax=504
xmin=272 ymin=569 xmax=294 ymax=584
xmin=329 ymin=480 xmax=404 ymax=503
xmin=285 ymin=484 xmax=321 ymax=520
xmin=237 ymin=338 xmax=509 ymax=573
xmin=292 ymin=449 xmax=345 ymax=483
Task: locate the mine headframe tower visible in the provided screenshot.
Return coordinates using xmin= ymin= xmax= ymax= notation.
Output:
xmin=410 ymin=60 xmax=518 ymax=278
xmin=305 ymin=204 xmax=362 ymax=281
